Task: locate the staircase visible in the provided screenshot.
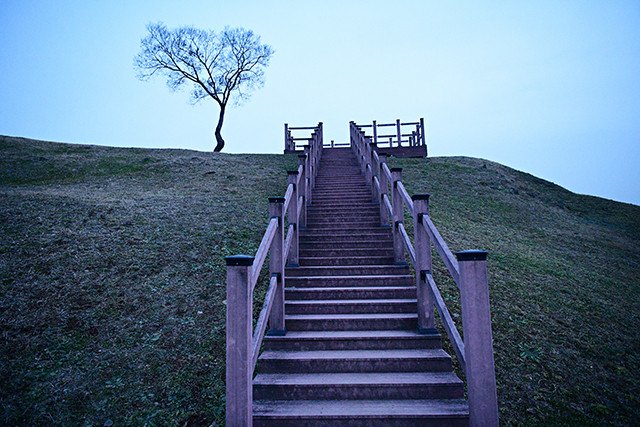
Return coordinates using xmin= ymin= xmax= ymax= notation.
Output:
xmin=252 ymin=148 xmax=469 ymax=426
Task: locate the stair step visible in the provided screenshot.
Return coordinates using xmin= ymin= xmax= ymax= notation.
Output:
xmin=285 ymin=275 xmax=414 ymax=288
xmin=263 ymin=330 xmax=442 ymax=351
xmin=299 ymin=256 xmax=395 ymax=266
xmin=301 ymin=228 xmax=391 ymax=236
xmin=286 ymin=265 xmax=410 ymax=277
xmin=253 ymin=399 xmax=469 ymax=427
xmin=286 ymin=298 xmax=417 ymax=314
xmin=285 ymin=286 xmax=416 ymax=300
xmin=285 ymin=313 xmax=418 ymax=331
xmin=299 ymin=239 xmax=393 ymax=250
xmin=253 ymin=371 xmax=463 ymax=400
xmin=299 ymin=248 xmax=393 ymax=257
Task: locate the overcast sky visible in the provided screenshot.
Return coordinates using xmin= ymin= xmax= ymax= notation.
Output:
xmin=1 ymin=1 xmax=639 ymax=205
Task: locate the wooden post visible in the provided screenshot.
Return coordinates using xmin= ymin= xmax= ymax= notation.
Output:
xmin=391 ymin=167 xmax=405 ymax=264
xmin=396 ymin=119 xmax=402 ymax=148
xmin=284 ymin=123 xmax=290 ymax=151
xmin=370 ymin=142 xmax=379 ymax=203
xmin=287 ymin=171 xmax=299 ymax=267
xmin=364 ymin=137 xmax=372 ymax=188
xmin=373 ymin=120 xmax=378 ymax=146
xmin=268 ymin=197 xmax=286 ymax=334
xmin=420 ymin=117 xmax=427 ymax=156
xmin=225 ymin=255 xmax=254 ymax=427
xmin=303 ymin=145 xmax=312 ymax=206
xmin=413 ymin=194 xmax=435 ymax=333
xmin=379 ymin=153 xmax=389 ymax=227
xmin=298 ymin=155 xmax=307 ymax=229
xmin=456 ymin=250 xmax=499 ymax=427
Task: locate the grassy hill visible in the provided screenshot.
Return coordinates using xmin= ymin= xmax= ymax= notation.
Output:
xmin=1 ymin=135 xmax=639 ymax=426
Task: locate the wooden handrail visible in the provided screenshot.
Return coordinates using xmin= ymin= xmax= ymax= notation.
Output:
xmin=227 ymin=122 xmax=323 ymax=427
xmin=283 ymin=223 xmax=295 ymax=262
xmin=349 ymin=120 xmax=498 ymax=426
xmin=252 ymin=274 xmax=278 ymax=370
xmin=396 ymin=181 xmax=414 ymax=217
xmin=398 ymin=222 xmax=416 ymax=266
xmin=425 ymin=272 xmax=466 ymax=371
xmin=352 ymin=118 xmax=426 ymax=150
xmin=251 ymin=217 xmax=278 ymax=288
xmin=420 ymin=217 xmax=460 ymax=286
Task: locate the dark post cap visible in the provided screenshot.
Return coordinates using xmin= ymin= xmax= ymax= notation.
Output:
xmin=411 ymin=194 xmax=430 ymax=201
xmin=455 ymin=250 xmax=488 ymax=262
xmin=390 ymin=167 xmax=403 ymax=173
xmin=287 ymin=170 xmax=299 ymax=175
xmin=269 ymin=197 xmax=286 ymax=204
xmin=225 ymin=255 xmax=254 ymax=266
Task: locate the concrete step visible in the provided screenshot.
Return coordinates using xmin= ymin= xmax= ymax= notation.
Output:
xmin=285 ymin=286 xmax=416 ymax=300
xmin=285 ymin=313 xmax=418 ymax=331
xmin=253 ymin=399 xmax=469 ymax=427
xmin=285 ymin=275 xmax=414 ymax=288
xmin=286 ymin=265 xmax=410 ymax=277
xmin=253 ymin=371 xmax=464 ymax=400
xmin=286 ymin=298 xmax=417 ymax=315
xmin=257 ymin=349 xmax=453 ymax=374
xmin=263 ymin=330 xmax=442 ymax=351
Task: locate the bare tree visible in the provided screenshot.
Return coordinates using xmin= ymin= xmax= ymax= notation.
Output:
xmin=134 ymin=23 xmax=274 ymax=152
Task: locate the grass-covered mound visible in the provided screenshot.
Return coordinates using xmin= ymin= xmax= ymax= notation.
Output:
xmin=1 ymin=135 xmax=639 ymax=426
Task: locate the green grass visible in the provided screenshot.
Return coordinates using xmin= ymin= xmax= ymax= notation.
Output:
xmin=1 ymin=136 xmax=639 ymax=426
xmin=388 ymin=156 xmax=640 ymax=426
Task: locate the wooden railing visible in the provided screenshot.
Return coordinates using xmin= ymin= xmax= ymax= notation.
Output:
xmin=225 ymin=126 xmax=322 ymax=426
xmin=354 ymin=118 xmax=427 ymax=151
xmin=351 ymin=121 xmax=499 ymax=426
xmin=284 ymin=122 xmax=323 ymax=153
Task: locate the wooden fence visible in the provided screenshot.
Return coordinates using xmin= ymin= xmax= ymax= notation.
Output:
xmin=225 ymin=127 xmax=322 ymax=426
xmin=353 ymin=118 xmax=427 ymax=157
xmin=351 ymin=122 xmax=499 ymax=426
xmin=284 ymin=122 xmax=324 ymax=153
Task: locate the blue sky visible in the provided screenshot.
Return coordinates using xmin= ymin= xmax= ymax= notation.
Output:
xmin=1 ymin=1 xmax=639 ymax=205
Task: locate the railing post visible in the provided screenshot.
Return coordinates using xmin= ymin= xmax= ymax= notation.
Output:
xmin=225 ymin=255 xmax=254 ymax=427
xmin=420 ymin=117 xmax=427 ymax=156
xmin=391 ymin=167 xmax=405 ymax=264
xmin=378 ymin=153 xmax=389 ymax=227
xmin=303 ymin=145 xmax=312 ymax=206
xmin=364 ymin=137 xmax=372 ymax=187
xmin=268 ymin=197 xmax=286 ymax=334
xmin=373 ymin=120 xmax=378 ymax=146
xmin=370 ymin=142 xmax=379 ymax=203
xmin=284 ymin=123 xmax=290 ymax=151
xmin=396 ymin=118 xmax=402 ymax=148
xmin=298 ymin=154 xmax=307 ymax=229
xmin=287 ymin=171 xmax=299 ymax=267
xmin=456 ymin=250 xmax=499 ymax=427
xmin=413 ymin=194 xmax=436 ymax=333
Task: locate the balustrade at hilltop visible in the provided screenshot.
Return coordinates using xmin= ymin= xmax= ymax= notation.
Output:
xmin=353 ymin=118 xmax=428 ymax=158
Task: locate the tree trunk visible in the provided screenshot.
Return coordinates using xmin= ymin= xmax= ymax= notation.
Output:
xmin=214 ymin=104 xmax=226 ymax=152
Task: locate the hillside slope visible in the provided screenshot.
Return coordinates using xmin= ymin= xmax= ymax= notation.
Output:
xmin=1 ymin=135 xmax=639 ymax=426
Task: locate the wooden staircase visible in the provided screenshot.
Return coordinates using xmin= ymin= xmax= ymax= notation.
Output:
xmin=252 ymin=148 xmax=470 ymax=426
